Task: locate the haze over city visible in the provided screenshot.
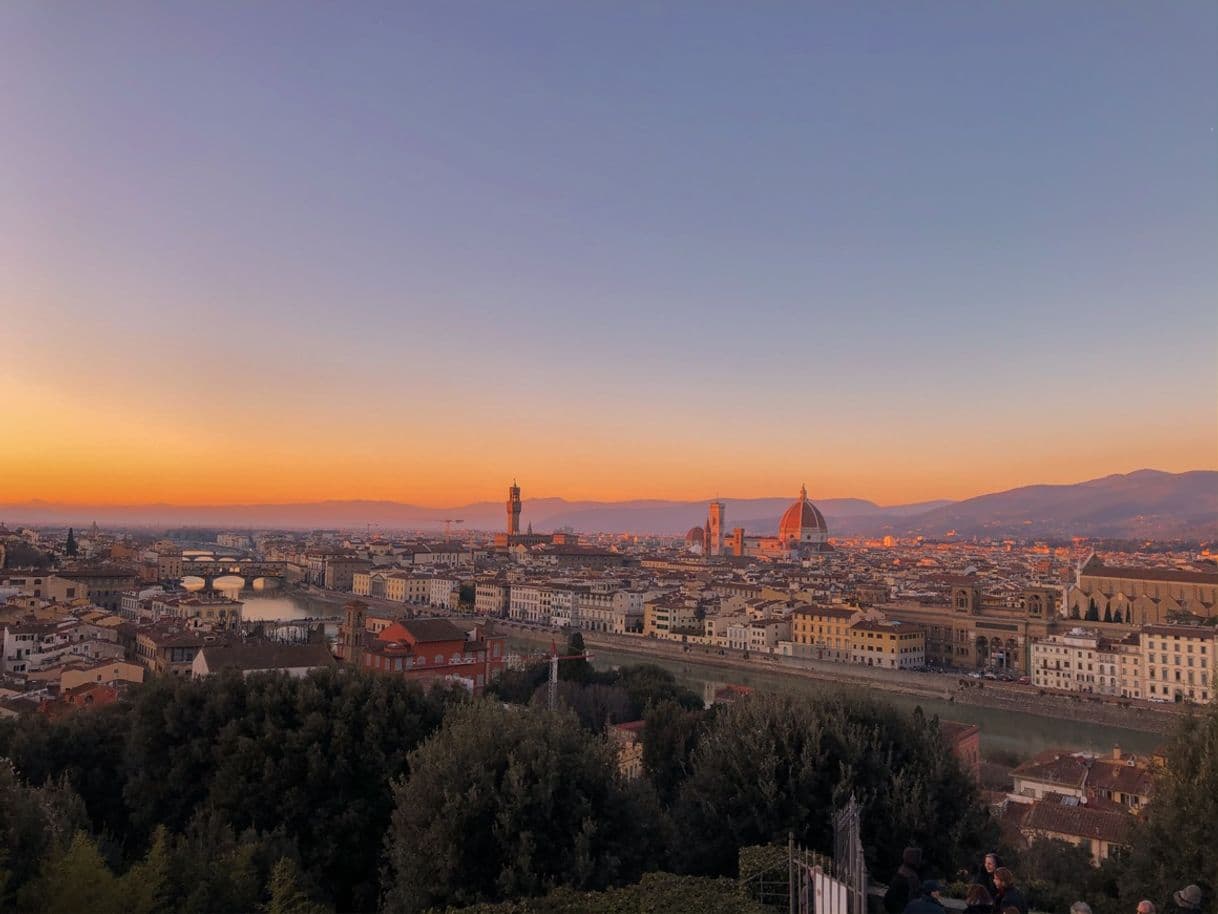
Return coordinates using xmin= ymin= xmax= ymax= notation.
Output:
xmin=3 ymin=3 xmax=1216 ymax=508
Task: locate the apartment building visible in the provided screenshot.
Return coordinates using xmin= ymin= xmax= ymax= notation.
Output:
xmin=1032 ymin=628 xmax=1126 ymax=696
xmin=643 ymin=595 xmax=699 ymax=639
xmin=475 ymin=579 xmax=509 ymax=617
xmin=748 ymin=618 xmax=792 ymax=655
xmin=789 ymin=605 xmax=863 ymax=660
xmin=1141 ymin=623 xmax=1215 ymax=703
xmin=848 ymin=619 xmax=925 ymax=669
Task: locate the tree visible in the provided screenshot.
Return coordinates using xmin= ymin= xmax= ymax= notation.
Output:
xmin=264 ymin=857 xmax=330 ymax=914
xmin=0 ymin=703 xmax=132 ymax=838
xmin=1013 ymin=838 xmax=1098 ymax=913
xmin=384 ymin=702 xmax=663 ymax=913
xmin=120 ymin=668 xmax=456 ymax=912
xmin=614 ymin=664 xmax=703 ymax=717
xmin=0 ymin=761 xmax=89 ymax=909
xmin=1119 ymin=706 xmax=1218 ymax=905
xmin=432 ymin=872 xmax=773 ymax=913
xmin=64 ymin=529 xmax=77 ymax=558
xmin=642 ymin=701 xmax=708 ymax=806
xmin=122 ymin=826 xmax=172 ymax=914
xmin=559 ymin=631 xmax=592 ymax=683
xmin=670 ymin=693 xmax=994 ymax=878
xmin=535 ymin=680 xmax=634 ymax=732
xmin=2 ymin=667 xmax=459 ymax=913
xmin=488 ymin=665 xmax=549 ymax=704
xmin=156 ymin=809 xmax=265 ymax=914
xmin=17 ymin=831 xmax=124 ymax=914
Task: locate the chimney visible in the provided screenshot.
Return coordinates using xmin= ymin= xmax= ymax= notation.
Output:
xmin=1112 ymin=744 xmax=1121 ymax=761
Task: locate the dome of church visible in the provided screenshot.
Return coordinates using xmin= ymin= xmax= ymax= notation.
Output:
xmin=685 ymin=526 xmax=706 ymax=547
xmin=778 ymin=485 xmax=829 ymax=544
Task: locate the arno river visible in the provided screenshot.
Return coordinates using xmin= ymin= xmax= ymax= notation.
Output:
xmin=181 ymin=576 xmax=341 ymax=623
xmin=512 ymin=638 xmax=1166 ymax=761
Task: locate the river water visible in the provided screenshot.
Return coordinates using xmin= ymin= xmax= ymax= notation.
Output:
xmin=513 ymin=638 xmax=1165 ymax=761
xmin=180 ymin=576 xmax=344 ymax=623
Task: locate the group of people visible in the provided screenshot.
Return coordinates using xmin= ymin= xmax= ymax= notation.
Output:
xmin=884 ymin=848 xmax=1208 ymax=914
xmin=884 ymin=849 xmax=1029 ymax=914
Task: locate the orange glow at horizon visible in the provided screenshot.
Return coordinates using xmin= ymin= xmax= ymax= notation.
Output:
xmin=2 ymin=350 xmax=1214 ymax=510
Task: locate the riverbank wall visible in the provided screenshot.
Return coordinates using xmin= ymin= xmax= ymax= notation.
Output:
xmin=505 ymin=625 xmax=1180 ymax=737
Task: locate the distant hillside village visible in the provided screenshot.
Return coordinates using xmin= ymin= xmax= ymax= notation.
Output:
xmin=1 ymin=484 xmax=1216 ymax=869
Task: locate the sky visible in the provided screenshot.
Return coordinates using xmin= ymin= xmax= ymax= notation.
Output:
xmin=1 ymin=2 xmax=1215 ymax=508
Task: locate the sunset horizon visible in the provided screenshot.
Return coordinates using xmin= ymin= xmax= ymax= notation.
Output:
xmin=1 ymin=464 xmax=1213 ymax=512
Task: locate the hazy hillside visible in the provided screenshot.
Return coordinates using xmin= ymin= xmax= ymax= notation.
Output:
xmin=0 ymin=495 xmax=945 ymax=534
xmin=896 ymin=470 xmax=1217 ymax=539
xmin=0 ymin=470 xmax=1212 ymax=538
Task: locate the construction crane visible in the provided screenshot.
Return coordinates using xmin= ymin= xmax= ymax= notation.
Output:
xmin=442 ymin=518 xmax=464 ymax=538
xmin=542 ymin=640 xmax=592 ymax=711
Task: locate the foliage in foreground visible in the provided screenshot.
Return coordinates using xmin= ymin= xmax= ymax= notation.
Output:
xmin=384 ymin=702 xmax=664 ymax=914
xmin=8 ymin=660 xmax=1211 ymax=914
xmin=429 ymin=871 xmax=773 ymax=914
xmin=0 ymin=668 xmax=461 ymax=912
xmin=670 ymin=695 xmax=995 ymax=877
xmin=1118 ymin=705 xmax=1218 ymax=907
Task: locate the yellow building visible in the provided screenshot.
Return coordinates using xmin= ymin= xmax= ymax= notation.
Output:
xmin=61 ymin=660 xmax=144 ymax=691
xmin=643 ymin=596 xmax=699 ymax=638
xmin=849 ymin=619 xmax=925 ymax=669
xmin=790 ymin=605 xmax=862 ymax=661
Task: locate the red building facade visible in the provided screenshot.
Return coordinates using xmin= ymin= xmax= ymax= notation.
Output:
xmin=343 ymin=606 xmax=506 ymax=694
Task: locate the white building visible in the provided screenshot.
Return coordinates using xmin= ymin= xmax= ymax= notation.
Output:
xmin=1031 ymin=628 xmax=1126 ymax=696
xmin=1141 ymin=624 xmax=1216 ymax=704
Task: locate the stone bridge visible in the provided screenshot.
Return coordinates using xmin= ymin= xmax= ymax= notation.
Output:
xmin=243 ymin=617 xmax=334 ymax=644
xmin=180 ymin=559 xmax=288 ymax=588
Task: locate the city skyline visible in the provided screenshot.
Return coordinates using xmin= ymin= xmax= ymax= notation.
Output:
xmin=3 ymin=3 xmax=1215 ymax=507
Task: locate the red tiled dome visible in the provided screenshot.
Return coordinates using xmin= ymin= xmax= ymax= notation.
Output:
xmin=778 ymin=485 xmax=828 ymax=544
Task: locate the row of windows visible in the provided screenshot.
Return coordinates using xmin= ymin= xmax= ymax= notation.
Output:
xmin=1148 ymin=639 xmax=1210 ymax=654
xmin=1152 ymin=654 xmax=1208 ymax=667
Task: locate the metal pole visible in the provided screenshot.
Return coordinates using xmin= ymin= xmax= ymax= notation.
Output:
xmin=789 ymin=831 xmax=796 ymax=914
xmin=548 ymin=652 xmax=558 ymax=711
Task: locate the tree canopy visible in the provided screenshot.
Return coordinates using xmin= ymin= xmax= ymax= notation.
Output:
xmin=1118 ymin=705 xmax=1218 ymax=907
xmin=670 ymin=693 xmax=994 ymax=877
xmin=0 ymin=668 xmax=460 ymax=912
xmin=384 ymin=702 xmax=663 ymax=914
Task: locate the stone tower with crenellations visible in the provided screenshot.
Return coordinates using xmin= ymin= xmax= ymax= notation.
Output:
xmin=506 ymin=480 xmax=522 ymax=536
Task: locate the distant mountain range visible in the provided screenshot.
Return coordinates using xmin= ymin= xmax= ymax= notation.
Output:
xmin=895 ymin=469 xmax=1218 ymax=540
xmin=0 ymin=470 xmax=1213 ymax=540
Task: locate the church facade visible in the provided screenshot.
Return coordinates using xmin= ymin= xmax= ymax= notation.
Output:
xmin=1065 ymin=554 xmax=1218 ymax=625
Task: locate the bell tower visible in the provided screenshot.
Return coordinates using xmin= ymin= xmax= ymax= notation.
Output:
xmin=506 ymin=480 xmax=522 ymax=536
xmin=341 ymin=600 xmax=367 ymax=667
xmin=707 ymin=500 xmax=725 ymax=556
